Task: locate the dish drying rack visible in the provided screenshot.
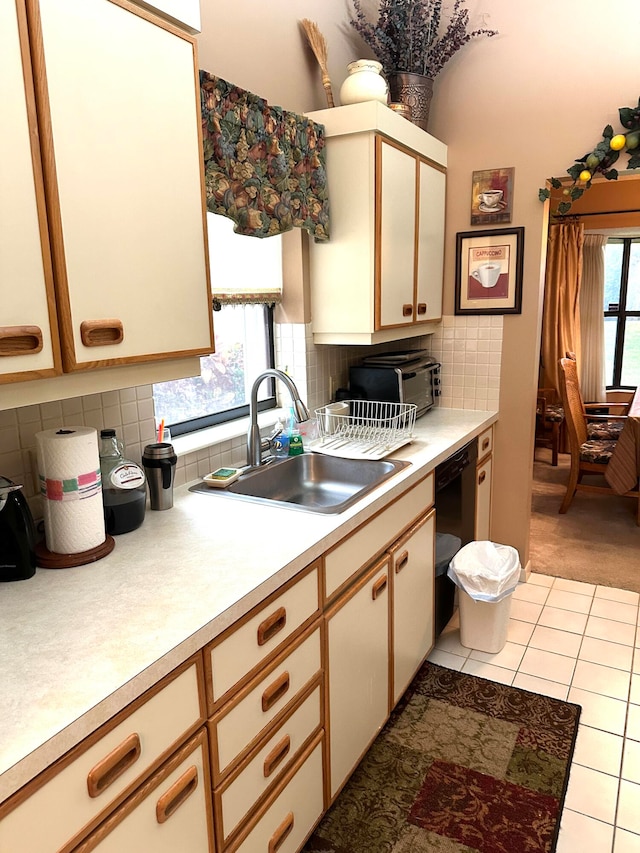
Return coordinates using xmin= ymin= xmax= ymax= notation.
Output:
xmin=309 ymin=400 xmax=417 ymax=460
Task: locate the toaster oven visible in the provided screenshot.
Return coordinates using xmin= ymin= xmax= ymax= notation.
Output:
xmin=349 ymin=350 xmax=440 ymax=418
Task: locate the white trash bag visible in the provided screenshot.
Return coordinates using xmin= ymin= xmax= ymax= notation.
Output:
xmin=447 ymin=540 xmax=521 ymax=603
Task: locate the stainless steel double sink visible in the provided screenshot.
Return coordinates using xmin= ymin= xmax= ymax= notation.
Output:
xmin=190 ymin=453 xmax=410 ymax=514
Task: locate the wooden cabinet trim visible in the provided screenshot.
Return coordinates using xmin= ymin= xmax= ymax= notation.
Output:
xmin=1 ymin=0 xmax=62 ymax=385
xmin=212 ymin=678 xmax=323 ymax=851
xmin=70 ymin=729 xmax=214 ymax=853
xmin=477 ymin=426 xmax=493 ymax=462
xmin=0 ymin=653 xmax=207 ymax=841
xmin=223 ymin=732 xmax=324 ymax=853
xmin=323 ymin=473 xmax=433 ymax=605
xmin=388 ymin=510 xmax=436 ymax=710
xmin=204 ymin=561 xmax=321 ymax=714
xmin=207 ymin=624 xmax=322 ymax=785
xmin=19 ymin=0 xmax=213 ymax=379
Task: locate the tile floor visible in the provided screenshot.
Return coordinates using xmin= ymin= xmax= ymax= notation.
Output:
xmin=428 ymin=573 xmax=640 ymax=853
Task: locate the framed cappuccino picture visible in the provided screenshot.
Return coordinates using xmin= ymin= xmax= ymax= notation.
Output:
xmin=471 ymin=167 xmax=515 ymax=225
xmin=455 ymin=227 xmax=524 ymax=315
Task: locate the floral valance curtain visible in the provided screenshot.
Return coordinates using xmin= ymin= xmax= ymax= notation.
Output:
xmin=200 ymin=71 xmax=330 ymax=244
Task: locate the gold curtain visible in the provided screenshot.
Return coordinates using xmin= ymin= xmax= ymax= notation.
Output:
xmin=540 ymin=221 xmax=585 ymax=393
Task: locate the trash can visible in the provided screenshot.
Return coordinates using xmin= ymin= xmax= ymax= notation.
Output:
xmin=448 ymin=541 xmax=521 ymax=654
xmin=434 ymin=532 xmax=462 ymax=637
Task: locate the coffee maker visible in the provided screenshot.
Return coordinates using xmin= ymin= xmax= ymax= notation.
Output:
xmin=0 ymin=476 xmax=37 ymax=581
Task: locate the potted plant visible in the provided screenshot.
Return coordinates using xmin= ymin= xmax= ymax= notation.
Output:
xmin=350 ymin=0 xmax=497 ymax=129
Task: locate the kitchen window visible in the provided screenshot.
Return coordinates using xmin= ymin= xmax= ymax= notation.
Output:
xmin=152 ymin=214 xmax=282 ymax=435
xmin=152 ymin=303 xmax=275 ymax=436
xmin=604 ymin=236 xmax=640 ymax=388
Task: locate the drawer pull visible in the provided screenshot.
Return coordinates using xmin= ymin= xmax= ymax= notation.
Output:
xmin=156 ymin=765 xmax=198 ymax=824
xmin=257 ymin=606 xmax=287 ymax=646
xmin=87 ymin=732 xmax=141 ymax=798
xmin=482 ymin=437 xmax=490 ymax=452
xmin=262 ymin=671 xmax=290 ymax=712
xmin=395 ymin=550 xmax=409 ymax=574
xmin=372 ymin=574 xmax=388 ymax=600
xmin=263 ymin=735 xmax=291 ymax=778
xmin=417 ymin=302 xmax=427 ymax=315
xmin=402 ymin=303 xmax=413 ymax=317
xmin=478 ymin=470 xmax=486 ymax=486
xmin=269 ymin=811 xmax=294 ymax=853
xmin=80 ymin=319 xmax=124 ymax=347
xmin=0 ymin=325 xmax=43 ymax=356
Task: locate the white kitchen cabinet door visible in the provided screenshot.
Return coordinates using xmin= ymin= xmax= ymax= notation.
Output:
xmin=325 ymin=556 xmax=390 ymax=801
xmin=475 ymin=456 xmax=493 ymax=541
xmin=31 ymin=0 xmax=213 ymax=372
xmin=377 ymin=137 xmax=417 ymax=328
xmin=416 ymin=159 xmax=446 ymax=322
xmin=0 ymin=0 xmax=60 ymax=383
xmin=389 ymin=510 xmax=435 ymax=706
xmin=306 ymin=102 xmax=446 ymax=346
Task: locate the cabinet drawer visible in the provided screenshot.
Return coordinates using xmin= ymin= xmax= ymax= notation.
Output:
xmin=478 ymin=426 xmax=493 ymax=461
xmin=206 ymin=564 xmax=320 ymax=708
xmin=324 ymin=475 xmax=433 ymax=600
xmin=229 ymin=736 xmax=324 ymax=853
xmin=210 ymin=626 xmax=321 ymax=780
xmin=215 ymin=682 xmax=322 ymax=849
xmin=0 ymin=657 xmax=205 ymax=853
xmin=71 ymin=731 xmax=212 ymax=853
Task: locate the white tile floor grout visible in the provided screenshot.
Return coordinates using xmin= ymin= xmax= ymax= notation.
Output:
xmin=428 ymin=573 xmax=640 ymax=853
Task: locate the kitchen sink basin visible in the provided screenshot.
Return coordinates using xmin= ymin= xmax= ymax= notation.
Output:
xmin=190 ymin=453 xmax=410 ymax=514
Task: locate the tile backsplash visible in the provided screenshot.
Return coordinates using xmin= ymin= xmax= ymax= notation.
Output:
xmin=0 ymin=316 xmax=502 ymax=517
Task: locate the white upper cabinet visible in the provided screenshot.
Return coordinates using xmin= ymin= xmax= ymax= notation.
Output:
xmin=0 ymin=0 xmax=61 ymax=381
xmin=306 ymin=101 xmax=447 ymax=346
xmin=1 ymin=0 xmax=213 ymax=387
xmin=128 ymin=0 xmax=201 ymax=33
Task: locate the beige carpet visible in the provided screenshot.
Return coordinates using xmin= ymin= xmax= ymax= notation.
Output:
xmin=529 ymin=449 xmax=640 ymax=593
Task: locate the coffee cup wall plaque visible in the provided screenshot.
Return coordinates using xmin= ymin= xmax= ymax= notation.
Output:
xmin=471 ymin=167 xmax=515 ymax=225
xmin=455 ymin=227 xmax=524 ymax=316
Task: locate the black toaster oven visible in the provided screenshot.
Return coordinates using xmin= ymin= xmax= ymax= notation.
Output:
xmin=349 ymin=350 xmax=440 ymax=418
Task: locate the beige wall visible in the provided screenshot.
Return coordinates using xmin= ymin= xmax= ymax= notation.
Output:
xmin=196 ymin=0 xmax=640 ymax=566
xmin=427 ymin=0 xmax=640 ymax=564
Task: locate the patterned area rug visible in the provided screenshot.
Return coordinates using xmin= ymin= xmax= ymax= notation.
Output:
xmin=304 ymin=663 xmax=580 ymax=853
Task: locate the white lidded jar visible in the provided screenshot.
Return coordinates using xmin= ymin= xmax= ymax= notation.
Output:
xmin=339 ymin=59 xmax=388 ymax=106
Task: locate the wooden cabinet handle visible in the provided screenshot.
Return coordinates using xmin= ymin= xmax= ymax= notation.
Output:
xmin=87 ymin=732 xmax=141 ymax=798
xmin=0 ymin=325 xmax=43 ymax=356
xmin=395 ymin=550 xmax=409 ymax=574
xmin=417 ymin=302 xmax=427 ymax=315
xmin=156 ymin=765 xmax=198 ymax=824
xmin=269 ymin=812 xmax=294 ymax=853
xmin=80 ymin=319 xmax=124 ymax=347
xmin=372 ymin=574 xmax=388 ymax=600
xmin=482 ymin=437 xmax=490 ymax=452
xmin=263 ymin=735 xmax=291 ymax=778
xmin=262 ymin=671 xmax=290 ymax=712
xmin=257 ymin=606 xmax=287 ymax=646
xmin=478 ymin=470 xmax=486 ymax=485
xmin=402 ymin=304 xmax=413 ymax=317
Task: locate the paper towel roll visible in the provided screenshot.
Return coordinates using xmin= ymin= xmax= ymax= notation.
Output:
xmin=36 ymin=427 xmax=105 ymax=554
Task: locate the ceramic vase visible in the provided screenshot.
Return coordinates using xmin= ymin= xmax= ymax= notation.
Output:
xmin=339 ymin=60 xmax=388 ymax=106
xmin=387 ymin=72 xmax=434 ymax=131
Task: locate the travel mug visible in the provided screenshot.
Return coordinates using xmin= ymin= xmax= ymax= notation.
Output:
xmin=142 ymin=442 xmax=177 ymax=511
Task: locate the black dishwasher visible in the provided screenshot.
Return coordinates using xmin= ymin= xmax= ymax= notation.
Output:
xmin=434 ymin=438 xmax=477 ymax=636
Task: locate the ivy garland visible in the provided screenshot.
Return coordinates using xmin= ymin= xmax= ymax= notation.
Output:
xmin=539 ymin=97 xmax=640 ymax=216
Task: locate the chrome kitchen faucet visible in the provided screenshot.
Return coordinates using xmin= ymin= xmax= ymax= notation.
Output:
xmin=247 ymin=369 xmax=309 ymax=468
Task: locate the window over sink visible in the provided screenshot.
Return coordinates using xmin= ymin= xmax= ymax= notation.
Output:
xmin=152 ymin=213 xmax=282 ymax=435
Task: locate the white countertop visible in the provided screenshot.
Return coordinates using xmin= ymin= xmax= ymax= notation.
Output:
xmin=0 ymin=407 xmax=496 ymax=803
